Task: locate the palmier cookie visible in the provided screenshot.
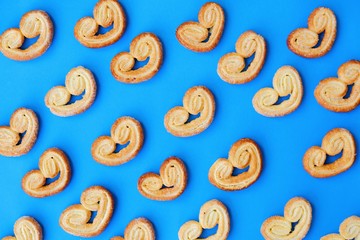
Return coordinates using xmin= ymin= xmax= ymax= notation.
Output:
xmin=2 ymin=216 xmax=42 ymax=240
xmin=92 ymin=116 xmax=144 ymax=166
xmin=111 ymin=218 xmax=155 ymax=240
xmin=303 ymin=128 xmax=356 ymax=178
xmin=287 ymin=7 xmax=336 ymax=58
xmin=59 ymin=186 xmax=114 ymax=237
xmin=22 ymin=148 xmax=71 ymax=198
xmin=164 ymin=86 xmax=215 ymax=137
xmin=111 ymin=33 xmax=163 ymax=83
xmin=209 ymin=138 xmax=262 ymax=191
xmin=0 ymin=108 xmax=39 ymax=157
xmin=138 ymin=157 xmax=187 ymax=201
xmin=0 ymin=10 xmax=53 ymax=61
xmin=218 ymin=30 xmax=266 ymax=84
xmin=178 ymin=199 xmax=230 ymax=240
xmin=321 ymin=216 xmax=360 ymax=240
xmin=252 ymin=66 xmax=303 ymax=117
xmin=74 ymin=0 xmax=126 ymax=48
xmin=314 ymin=60 xmax=360 ymax=112
xmin=176 ymin=2 xmax=224 ymax=52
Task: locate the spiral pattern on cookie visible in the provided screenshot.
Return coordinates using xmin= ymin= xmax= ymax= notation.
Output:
xmin=2 ymin=216 xmax=42 ymax=240
xmin=111 ymin=218 xmax=155 ymax=240
xmin=321 ymin=216 xmax=360 ymax=240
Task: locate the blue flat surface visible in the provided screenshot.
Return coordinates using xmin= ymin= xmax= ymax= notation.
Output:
xmin=1 ymin=0 xmax=360 ymax=239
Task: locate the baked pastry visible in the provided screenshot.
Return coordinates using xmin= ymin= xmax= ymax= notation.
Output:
xmin=74 ymin=0 xmax=126 ymax=48
xmin=178 ymin=199 xmax=230 ymax=240
xmin=59 ymin=186 xmax=114 ymax=237
xmin=287 ymin=7 xmax=336 ymax=58
xmin=138 ymin=157 xmax=187 ymax=201
xmin=314 ymin=60 xmax=360 ymax=112
xmin=0 ymin=108 xmax=39 ymax=157
xmin=303 ymin=128 xmax=356 ymax=178
xmin=2 ymin=216 xmax=42 ymax=240
xmin=22 ymin=148 xmax=71 ymax=198
xmin=0 ymin=10 xmax=53 ymax=61
xmin=321 ymin=216 xmax=360 ymax=240
xmin=164 ymin=86 xmax=215 ymax=137
xmin=92 ymin=116 xmax=144 ymax=166
xmin=252 ymin=66 xmax=303 ymax=117
xmin=209 ymin=138 xmax=262 ymax=191
xmin=176 ymin=2 xmax=224 ymax=52
xmin=261 ymin=197 xmax=312 ymax=240
xmin=44 ymin=66 xmax=97 ymax=117
xmin=111 ymin=218 xmax=155 ymax=240
xmin=218 ymin=30 xmax=266 ymax=84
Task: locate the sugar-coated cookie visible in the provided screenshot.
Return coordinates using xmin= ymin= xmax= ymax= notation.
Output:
xmin=111 ymin=218 xmax=155 ymax=240
xmin=2 ymin=216 xmax=42 ymax=240
xmin=321 ymin=216 xmax=360 ymax=240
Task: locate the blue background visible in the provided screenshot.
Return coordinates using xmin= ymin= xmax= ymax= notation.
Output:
xmin=1 ymin=0 xmax=359 ymax=239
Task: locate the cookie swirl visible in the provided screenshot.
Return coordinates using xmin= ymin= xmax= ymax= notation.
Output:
xmin=2 ymin=216 xmax=42 ymax=240
xmin=321 ymin=216 xmax=360 ymax=240
xmin=111 ymin=218 xmax=155 ymax=240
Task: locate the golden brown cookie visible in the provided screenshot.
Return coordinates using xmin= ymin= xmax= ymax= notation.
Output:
xmin=22 ymin=148 xmax=71 ymax=198
xmin=176 ymin=2 xmax=224 ymax=52
xmin=314 ymin=60 xmax=360 ymax=112
xmin=261 ymin=197 xmax=312 ymax=240
xmin=218 ymin=30 xmax=266 ymax=84
xmin=252 ymin=66 xmax=303 ymax=117
xmin=0 ymin=108 xmax=39 ymax=157
xmin=287 ymin=7 xmax=336 ymax=58
xmin=59 ymin=186 xmax=114 ymax=237
xmin=74 ymin=0 xmax=126 ymax=48
xmin=321 ymin=216 xmax=360 ymax=240
xmin=91 ymin=116 xmax=144 ymax=166
xmin=111 ymin=218 xmax=155 ymax=240
xmin=111 ymin=33 xmax=163 ymax=83
xmin=2 ymin=216 xmax=42 ymax=240
xmin=164 ymin=86 xmax=215 ymax=137
xmin=178 ymin=199 xmax=230 ymax=240
xmin=303 ymin=128 xmax=356 ymax=178
xmin=0 ymin=10 xmax=53 ymax=61
xmin=44 ymin=66 xmax=97 ymax=117
xmin=138 ymin=157 xmax=187 ymax=201
xmin=209 ymin=138 xmax=262 ymax=191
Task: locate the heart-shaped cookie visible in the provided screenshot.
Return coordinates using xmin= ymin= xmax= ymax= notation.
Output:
xmin=0 ymin=10 xmax=53 ymax=61
xmin=218 ymin=30 xmax=266 ymax=84
xmin=178 ymin=199 xmax=230 ymax=240
xmin=111 ymin=218 xmax=155 ymax=240
xmin=164 ymin=86 xmax=215 ymax=137
xmin=138 ymin=157 xmax=187 ymax=201
xmin=303 ymin=128 xmax=356 ymax=178
xmin=252 ymin=66 xmax=303 ymax=117
xmin=59 ymin=186 xmax=114 ymax=237
xmin=91 ymin=116 xmax=144 ymax=166
xmin=261 ymin=197 xmax=312 ymax=240
xmin=314 ymin=60 xmax=360 ymax=112
xmin=0 ymin=108 xmax=39 ymax=157
xmin=111 ymin=33 xmax=163 ymax=83
xmin=22 ymin=148 xmax=71 ymax=198
xmin=74 ymin=0 xmax=126 ymax=48
xmin=176 ymin=2 xmax=224 ymax=52
xmin=287 ymin=7 xmax=336 ymax=58
xmin=209 ymin=138 xmax=262 ymax=191
xmin=2 ymin=216 xmax=42 ymax=240
xmin=44 ymin=66 xmax=97 ymax=117
xmin=321 ymin=216 xmax=360 ymax=240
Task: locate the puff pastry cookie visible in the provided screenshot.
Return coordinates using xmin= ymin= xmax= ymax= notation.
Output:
xmin=59 ymin=186 xmax=114 ymax=237
xmin=178 ymin=199 xmax=230 ymax=240
xmin=321 ymin=216 xmax=360 ymax=240
xmin=138 ymin=157 xmax=187 ymax=201
xmin=314 ymin=60 xmax=360 ymax=112
xmin=0 ymin=108 xmax=39 ymax=157
xmin=209 ymin=138 xmax=262 ymax=191
xmin=164 ymin=86 xmax=215 ymax=137
xmin=92 ymin=116 xmax=144 ymax=166
xmin=218 ymin=31 xmax=266 ymax=84
xmin=0 ymin=10 xmax=53 ymax=61
xmin=44 ymin=66 xmax=97 ymax=117
xmin=252 ymin=66 xmax=303 ymax=117
xmin=22 ymin=148 xmax=71 ymax=198
xmin=111 ymin=33 xmax=163 ymax=83
xmin=111 ymin=218 xmax=155 ymax=240
xmin=287 ymin=7 xmax=336 ymax=58
xmin=176 ymin=2 xmax=224 ymax=52
xmin=2 ymin=216 xmax=42 ymax=240
xmin=74 ymin=0 xmax=126 ymax=48
xmin=303 ymin=128 xmax=356 ymax=178
xmin=261 ymin=197 xmax=312 ymax=240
